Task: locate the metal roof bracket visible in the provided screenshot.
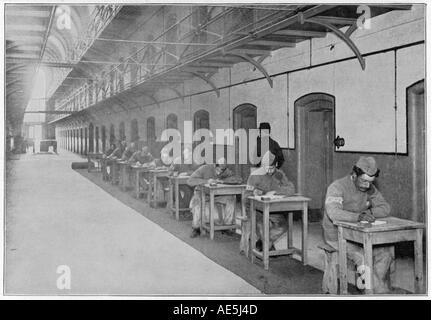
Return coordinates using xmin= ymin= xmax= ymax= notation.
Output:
xmin=185 ymin=71 xmax=220 ymax=97
xmin=226 ymin=53 xmax=273 ymax=88
xmin=301 ymin=15 xmax=365 ymax=70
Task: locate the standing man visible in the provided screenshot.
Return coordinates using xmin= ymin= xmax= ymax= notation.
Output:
xmin=246 ymin=151 xmax=295 ymax=251
xmin=253 ymin=122 xmax=284 ymax=169
xmin=323 ymin=156 xmax=394 ymax=294
xmin=187 ymin=158 xmax=242 ymax=238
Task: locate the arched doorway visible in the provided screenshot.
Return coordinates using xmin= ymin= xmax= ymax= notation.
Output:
xmin=131 ymin=119 xmax=139 ymax=142
xmin=233 ymin=103 xmax=257 ymax=179
xmin=95 ymin=126 xmax=100 ymax=153
xmin=101 ymin=125 xmax=106 ymax=152
xmin=119 ymin=121 xmax=126 ymax=141
xmin=166 ymin=113 xmax=178 ymax=129
xmin=295 ymin=93 xmax=335 ymax=220
xmin=88 ymin=123 xmax=94 ymax=153
xmin=109 ymin=124 xmax=115 ymax=145
xmin=407 ymin=80 xmax=425 ymax=222
xmin=193 ymin=109 xmax=210 ymax=131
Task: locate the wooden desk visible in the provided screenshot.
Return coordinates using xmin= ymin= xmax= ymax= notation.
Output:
xmin=106 ymin=159 xmax=120 ymax=185
xmin=249 ymin=195 xmax=311 ymax=270
xmin=334 ymin=217 xmax=425 ymax=294
xmin=87 ymin=152 xmax=104 ymax=172
xmin=147 ymin=169 xmax=170 ymax=206
xmin=118 ymin=161 xmax=132 ymax=191
xmin=168 ymin=175 xmax=191 ymax=220
xmin=200 ymin=184 xmax=247 ymax=240
xmin=131 ymin=165 xmax=150 ymax=199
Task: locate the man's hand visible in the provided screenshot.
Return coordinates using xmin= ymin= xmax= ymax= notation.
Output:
xmin=358 ymin=211 xmax=376 ymax=223
xmin=265 ymin=191 xmax=276 ymax=196
xmin=208 ymin=178 xmax=219 ymax=184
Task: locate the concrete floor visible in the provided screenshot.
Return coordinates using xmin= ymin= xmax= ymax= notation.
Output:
xmin=5 ymin=150 xmax=260 ymax=295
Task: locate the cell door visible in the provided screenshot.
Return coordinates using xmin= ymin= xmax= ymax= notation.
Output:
xmin=233 ymin=103 xmax=257 ymax=180
xmin=295 ymin=94 xmax=335 ymax=220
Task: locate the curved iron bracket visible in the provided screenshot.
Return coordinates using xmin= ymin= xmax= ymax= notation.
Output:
xmin=226 ymin=52 xmax=273 ymax=88
xmin=185 ymin=71 xmax=220 ymax=97
xmin=141 ymin=92 xmax=161 ymax=109
xmin=160 ymin=85 xmax=185 ymax=103
xmin=302 ymin=16 xmax=365 ymax=70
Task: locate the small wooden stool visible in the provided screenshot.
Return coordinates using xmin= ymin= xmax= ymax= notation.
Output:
xmin=319 ymin=243 xmax=340 ymax=294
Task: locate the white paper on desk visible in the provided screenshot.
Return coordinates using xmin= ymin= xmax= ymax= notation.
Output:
xmin=371 ymin=220 xmax=387 ymax=226
xmin=263 ymin=194 xmax=286 ymax=200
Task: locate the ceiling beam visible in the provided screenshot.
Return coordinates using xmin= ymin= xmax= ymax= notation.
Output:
xmin=273 ymin=29 xmax=327 ymax=38
xmin=7 ymin=24 xmax=47 ymax=32
xmin=229 ymin=48 xmax=272 ymax=56
xmin=313 ymin=16 xmax=357 ymax=25
xmin=249 ymin=40 xmax=296 ymax=47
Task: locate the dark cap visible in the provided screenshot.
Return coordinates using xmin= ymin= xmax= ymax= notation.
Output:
xmin=259 ymin=122 xmax=271 ymax=131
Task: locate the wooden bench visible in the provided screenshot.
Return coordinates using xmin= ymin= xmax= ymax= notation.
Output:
xmin=318 ymin=243 xmax=356 ymax=294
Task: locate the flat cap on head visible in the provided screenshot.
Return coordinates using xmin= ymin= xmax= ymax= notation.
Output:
xmin=356 ymin=156 xmax=379 ymax=176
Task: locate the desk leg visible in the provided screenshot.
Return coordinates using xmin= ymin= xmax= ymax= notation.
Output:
xmin=263 ymin=203 xmax=270 ymax=270
xmin=152 ymin=174 xmax=157 ymax=205
xmin=200 ymin=188 xmax=204 ymax=233
xmin=147 ymin=174 xmax=152 ymax=203
xmin=338 ymin=227 xmax=348 ymax=295
xmin=175 ymin=181 xmax=180 ymax=220
xmin=414 ymin=228 xmax=424 ymax=293
xmin=135 ymin=171 xmax=140 ymax=198
xmin=302 ymin=202 xmax=308 ymax=265
xmin=168 ymin=179 xmax=173 ymax=213
xmin=287 ymin=212 xmax=293 ymax=249
xmin=210 ymin=192 xmax=215 ymax=240
xmin=364 ymin=233 xmax=374 ymax=295
xmin=250 ymin=200 xmax=256 ymax=264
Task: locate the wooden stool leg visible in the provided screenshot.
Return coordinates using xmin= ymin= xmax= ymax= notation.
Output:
xmin=322 ymin=251 xmax=338 ymax=294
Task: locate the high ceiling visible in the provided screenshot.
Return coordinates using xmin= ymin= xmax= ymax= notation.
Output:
xmin=5 ymin=4 xmax=94 ymax=133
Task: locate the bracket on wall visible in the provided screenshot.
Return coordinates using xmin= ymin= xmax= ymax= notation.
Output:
xmin=184 ymin=71 xmax=220 ymax=97
xmin=299 ymin=13 xmax=365 ymax=70
xmin=225 ymin=52 xmax=273 ymax=88
xmin=140 ymin=92 xmax=161 ymax=109
xmin=159 ymin=85 xmax=185 ymax=103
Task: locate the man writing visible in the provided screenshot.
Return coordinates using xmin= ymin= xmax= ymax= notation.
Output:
xmin=187 ymin=158 xmax=242 ymax=238
xmin=246 ymin=151 xmax=295 ymax=251
xmin=323 ymin=156 xmax=394 ymax=293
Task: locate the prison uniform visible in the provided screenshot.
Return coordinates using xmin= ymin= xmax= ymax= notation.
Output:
xmin=323 ymin=175 xmax=393 ymax=293
xmin=188 ymin=164 xmax=242 ymax=229
xmin=246 ymin=167 xmax=295 ymax=248
xmin=121 ymin=146 xmax=136 ymax=161
xmin=129 ymin=152 xmax=154 ymax=165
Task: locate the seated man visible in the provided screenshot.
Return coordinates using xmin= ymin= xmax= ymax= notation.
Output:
xmin=129 ymin=145 xmax=154 ymax=191
xmin=106 ymin=140 xmax=125 ymax=182
xmin=102 ymin=143 xmax=116 ymax=180
xmin=187 ymin=158 xmax=242 ymax=238
xmin=169 ymin=147 xmax=200 ymax=209
xmin=121 ymin=141 xmax=137 ymax=161
xmin=323 ymin=156 xmax=394 ymax=294
xmin=129 ymin=145 xmax=154 ymax=165
xmin=246 ymin=151 xmax=295 ymax=251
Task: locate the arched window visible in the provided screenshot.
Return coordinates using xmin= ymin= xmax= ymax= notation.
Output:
xmin=147 ymin=117 xmax=156 ymax=142
xmin=131 ymin=119 xmax=139 ymax=142
xmin=193 ymin=109 xmax=210 ymax=131
xmin=166 ymin=113 xmax=178 ymax=129
xmin=119 ymin=121 xmax=126 ymax=141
